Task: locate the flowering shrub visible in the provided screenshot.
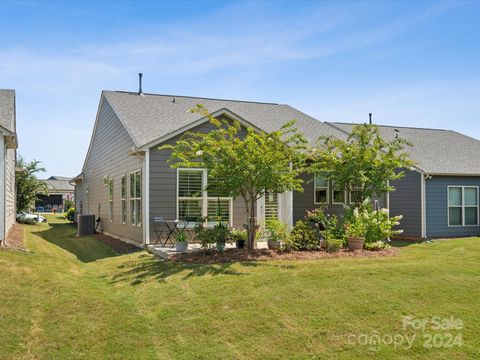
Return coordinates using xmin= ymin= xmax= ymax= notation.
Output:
xmin=344 ymin=199 xmax=403 ymax=244
xmin=344 ymin=207 xmax=368 ymax=238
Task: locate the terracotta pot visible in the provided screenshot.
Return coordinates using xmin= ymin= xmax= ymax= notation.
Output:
xmin=348 ymin=237 xmax=364 ymax=251
xmin=267 ymin=239 xmax=282 ymax=250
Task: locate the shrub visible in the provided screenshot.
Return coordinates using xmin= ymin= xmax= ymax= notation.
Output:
xmin=64 ymin=200 xmax=74 ymax=212
xmin=344 ymin=207 xmax=367 ymax=238
xmin=65 ymin=207 xmax=75 ymax=222
xmin=364 ymin=241 xmax=390 ymax=251
xmin=230 ymin=228 xmax=247 ymax=242
xmin=325 ymin=239 xmax=343 ymax=253
xmin=265 ymin=219 xmax=288 ymax=243
xmin=195 ymin=222 xmax=231 ymax=249
xmin=344 ymin=200 xmax=403 ymax=244
xmin=283 ymin=220 xmax=319 ymax=251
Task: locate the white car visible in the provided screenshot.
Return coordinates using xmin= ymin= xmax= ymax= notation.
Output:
xmin=16 ymin=212 xmax=47 ymax=223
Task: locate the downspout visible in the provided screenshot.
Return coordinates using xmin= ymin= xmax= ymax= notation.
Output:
xmin=421 ymin=173 xmax=429 ymax=239
xmin=144 ymin=149 xmax=150 ymax=245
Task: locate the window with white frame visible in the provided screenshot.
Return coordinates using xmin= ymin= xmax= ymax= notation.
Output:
xmin=314 ymin=174 xmax=328 ymax=204
xmin=129 ymin=170 xmax=142 ymax=226
xmin=108 ymin=177 xmax=114 ymax=222
xmin=448 ymin=186 xmax=478 ymax=226
xmin=331 ymin=181 xmax=345 ymax=204
xmin=121 ymin=175 xmax=127 ymax=224
xmin=177 ymin=169 xmax=232 ymax=226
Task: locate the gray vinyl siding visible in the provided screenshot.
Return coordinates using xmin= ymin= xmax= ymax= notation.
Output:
xmin=149 ymin=120 xmax=248 ymax=242
xmin=77 ymin=96 xmax=144 ymax=245
xmin=293 ymin=173 xmax=388 ymax=224
xmin=426 ymin=176 xmax=480 ymax=238
xmin=5 ymin=145 xmax=16 ymax=236
xmin=389 ymin=170 xmax=422 ymax=238
xmin=293 ymin=173 xmax=347 ymax=224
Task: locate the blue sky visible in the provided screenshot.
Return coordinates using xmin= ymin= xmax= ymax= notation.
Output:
xmin=1 ymin=0 xmax=479 ymax=177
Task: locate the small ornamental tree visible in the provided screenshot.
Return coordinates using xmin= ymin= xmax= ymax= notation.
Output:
xmin=16 ymin=157 xmax=48 ymax=212
xmin=309 ymin=123 xmax=414 ymax=207
xmin=161 ymin=105 xmax=308 ymax=249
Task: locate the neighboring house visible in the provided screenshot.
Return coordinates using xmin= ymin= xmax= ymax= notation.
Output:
xmin=0 ymin=89 xmax=18 ymax=245
xmin=36 ymin=176 xmax=74 ymax=211
xmin=73 ymin=90 xmax=480 ymax=246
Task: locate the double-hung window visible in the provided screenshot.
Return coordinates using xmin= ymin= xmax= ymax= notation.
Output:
xmin=331 ymin=181 xmax=346 ymax=204
xmin=120 ymin=175 xmax=127 ymax=224
xmin=177 ymin=169 xmax=232 ymax=226
xmin=448 ymin=186 xmax=479 ymax=226
xmin=314 ymin=174 xmax=328 ymax=204
xmin=129 ymin=170 xmax=142 ymax=227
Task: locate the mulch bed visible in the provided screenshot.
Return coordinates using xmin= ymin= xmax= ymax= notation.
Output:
xmin=171 ymin=247 xmax=399 ymax=264
xmin=1 ymin=224 xmax=25 ymax=250
xmin=93 ymin=233 xmax=142 ymax=254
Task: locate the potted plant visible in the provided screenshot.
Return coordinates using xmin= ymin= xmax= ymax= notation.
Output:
xmin=344 ymin=209 xmax=367 ymax=251
xmin=265 ymin=219 xmax=288 ymax=250
xmin=175 ymin=231 xmax=188 ymax=252
xmin=212 ymin=222 xmax=230 ymax=252
xmin=231 ymin=228 xmax=247 ymax=249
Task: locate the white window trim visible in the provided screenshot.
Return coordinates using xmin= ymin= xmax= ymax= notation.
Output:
xmin=447 ymin=186 xmax=479 ymax=227
xmin=129 ymin=169 xmax=142 ymax=227
xmin=120 ymin=174 xmax=127 ymax=225
xmin=313 ymin=174 xmax=329 ymax=205
xmin=331 ymin=182 xmax=346 ymax=205
xmin=108 ymin=177 xmax=113 ymax=222
xmin=176 ymin=168 xmax=233 ymax=227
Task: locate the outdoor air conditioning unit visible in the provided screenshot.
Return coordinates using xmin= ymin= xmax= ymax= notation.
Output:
xmin=78 ymin=215 xmax=96 ymax=236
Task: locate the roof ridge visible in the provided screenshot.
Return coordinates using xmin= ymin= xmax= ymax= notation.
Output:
xmin=106 ymin=90 xmax=280 ymax=106
xmin=330 ymin=121 xmax=447 ymax=132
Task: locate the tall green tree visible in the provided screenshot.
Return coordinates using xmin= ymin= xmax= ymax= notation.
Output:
xmin=16 ymin=157 xmax=48 ymax=212
xmin=161 ymin=105 xmax=308 ymax=249
xmin=310 ymin=124 xmax=414 ymax=207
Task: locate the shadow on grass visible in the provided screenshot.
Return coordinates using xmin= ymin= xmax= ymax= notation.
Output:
xmin=31 ymin=223 xmax=119 ymax=263
xmin=107 ymin=253 xmax=297 ymax=285
xmin=107 ymin=254 xmax=253 ymax=285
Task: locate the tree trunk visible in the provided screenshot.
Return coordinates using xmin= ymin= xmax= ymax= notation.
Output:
xmin=247 ymin=200 xmax=256 ymax=249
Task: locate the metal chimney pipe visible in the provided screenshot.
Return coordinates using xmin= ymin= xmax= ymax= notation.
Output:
xmin=369 ymin=113 xmax=372 ymax=125
xmin=138 ymin=73 xmax=143 ymax=95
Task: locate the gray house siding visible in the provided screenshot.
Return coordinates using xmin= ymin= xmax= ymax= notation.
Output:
xmin=78 ymin=96 xmax=144 ymax=245
xmin=148 ymin=119 xmax=249 ymax=242
xmin=426 ymin=176 xmax=480 ymax=238
xmin=389 ymin=170 xmax=422 ymax=238
xmin=293 ymin=173 xmax=388 ymax=224
xmin=293 ymin=173 xmax=348 ymax=224
xmin=5 ymin=145 xmax=16 ymax=236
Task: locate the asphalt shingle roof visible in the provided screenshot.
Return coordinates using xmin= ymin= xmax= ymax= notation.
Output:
xmin=103 ymin=91 xmax=340 ymax=147
xmin=41 ymin=176 xmax=74 ymax=192
xmin=0 ymin=89 xmax=16 ymax=133
xmin=328 ymin=122 xmax=480 ymax=175
xmin=101 ymin=90 xmax=480 ymax=176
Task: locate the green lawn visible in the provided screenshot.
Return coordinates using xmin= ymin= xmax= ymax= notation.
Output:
xmin=0 ymin=215 xmax=479 ymax=359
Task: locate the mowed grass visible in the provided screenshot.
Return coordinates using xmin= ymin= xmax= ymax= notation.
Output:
xmin=0 ymin=215 xmax=479 ymax=359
